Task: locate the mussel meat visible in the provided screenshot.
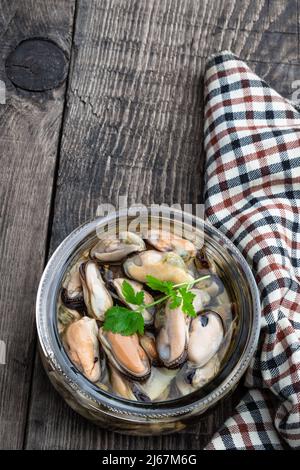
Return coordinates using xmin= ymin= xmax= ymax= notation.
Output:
xmin=190 ymin=288 xmax=211 ymax=312
xmin=109 ymin=366 xmax=150 ymax=401
xmin=135 ymin=366 xmax=177 ymax=401
xmin=192 ymin=355 xmax=221 ymax=388
xmin=175 ymin=356 xmax=220 ymax=395
xmin=64 ymin=317 xmax=101 ymax=382
xmin=123 ymin=250 xmax=194 ymax=284
xmin=188 ymin=311 xmax=224 ymax=367
xmin=57 ymin=305 xmax=82 ymax=333
xmin=156 ymin=299 xmax=189 ymax=369
xmin=199 ymin=275 xmax=224 ymax=298
xmin=79 ymin=261 xmax=113 ymax=321
xmin=61 ymin=261 xmax=85 ymax=310
xmin=139 ymin=332 xmax=159 ymax=365
xmin=98 ymin=328 xmax=151 ymax=381
xmin=146 ymin=230 xmax=197 ymax=261
xmin=90 ymin=231 xmax=145 ymax=262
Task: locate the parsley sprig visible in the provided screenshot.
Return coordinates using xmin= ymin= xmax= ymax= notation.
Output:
xmin=103 ymin=274 xmax=210 ymax=336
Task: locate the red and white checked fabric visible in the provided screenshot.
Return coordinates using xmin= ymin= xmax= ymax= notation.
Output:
xmin=204 ymin=51 xmax=300 ymax=450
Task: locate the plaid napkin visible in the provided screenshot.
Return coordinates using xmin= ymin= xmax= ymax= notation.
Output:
xmin=204 ymin=51 xmax=300 ymax=450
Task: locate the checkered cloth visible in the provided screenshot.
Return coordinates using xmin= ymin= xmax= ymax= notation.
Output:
xmin=204 ymin=51 xmax=300 ymax=450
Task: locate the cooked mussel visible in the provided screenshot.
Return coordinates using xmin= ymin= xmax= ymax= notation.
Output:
xmin=135 ymin=366 xmax=177 ymax=401
xmin=146 ymin=230 xmax=197 ymax=261
xmin=110 ymin=364 xmax=176 ymax=402
xmin=112 ymin=278 xmax=155 ymax=326
xmin=192 ymin=355 xmax=220 ymax=388
xmin=156 ymin=299 xmax=189 ymax=369
xmin=188 ymin=311 xmax=224 ymax=367
xmin=139 ymin=332 xmax=159 ymax=365
xmin=90 ymin=231 xmax=145 ymax=262
xmin=110 ymin=365 xmax=135 ymax=399
xmin=198 ymin=275 xmax=224 ymax=298
xmin=61 ymin=261 xmax=85 ymax=311
xmin=123 ymin=250 xmax=194 ymax=284
xmin=109 ymin=366 xmax=150 ymax=401
xmin=79 ymin=261 xmax=113 ymax=321
xmin=64 ymin=317 xmax=101 ymax=382
xmin=175 ymin=356 xmax=220 ymax=395
xmin=57 ymin=305 xmax=82 ymax=333
xmin=190 ymin=288 xmax=211 ymax=312
xmin=98 ymin=328 xmax=151 ymax=381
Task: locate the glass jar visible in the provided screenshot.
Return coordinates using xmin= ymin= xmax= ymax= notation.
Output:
xmin=36 ymin=207 xmax=260 ymax=435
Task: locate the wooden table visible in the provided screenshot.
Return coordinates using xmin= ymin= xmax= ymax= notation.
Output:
xmin=0 ymin=0 xmax=298 ymax=450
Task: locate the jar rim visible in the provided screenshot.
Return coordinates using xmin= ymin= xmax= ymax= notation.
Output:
xmin=36 ymin=207 xmax=261 ymax=418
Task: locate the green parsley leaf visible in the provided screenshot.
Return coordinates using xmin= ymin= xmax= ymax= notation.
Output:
xmin=121 ymin=280 xmax=145 ymax=306
xmin=179 ymin=287 xmax=197 ymax=317
xmin=134 ymin=290 xmax=145 ymax=305
xmin=103 ymin=306 xmax=144 ymax=336
xmin=168 ymin=292 xmax=182 ymax=309
xmin=145 ymin=275 xmax=174 ymax=295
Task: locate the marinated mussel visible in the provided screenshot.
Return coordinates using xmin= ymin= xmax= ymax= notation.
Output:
xmin=109 ymin=366 xmax=150 ymax=401
xmin=188 ymin=311 xmax=224 ymax=367
xmin=139 ymin=332 xmax=159 ymax=365
xmin=156 ymin=299 xmax=189 ymax=369
xmin=146 ymin=230 xmax=197 ymax=261
xmin=58 ymin=304 xmax=82 ymax=334
xmin=90 ymin=231 xmax=145 ymax=262
xmin=175 ymin=356 xmax=221 ymax=395
xmin=98 ymin=328 xmax=151 ymax=381
xmin=124 ymin=250 xmax=194 ymax=284
xmin=64 ymin=317 xmax=101 ymax=383
xmin=61 ymin=261 xmax=85 ymax=310
xmin=79 ymin=261 xmax=113 ymax=321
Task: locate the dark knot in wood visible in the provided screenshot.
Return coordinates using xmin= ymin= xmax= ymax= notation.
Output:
xmin=5 ymin=38 xmax=68 ymax=92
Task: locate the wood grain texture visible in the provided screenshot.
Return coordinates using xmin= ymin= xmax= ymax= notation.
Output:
xmin=0 ymin=0 xmax=75 ymax=449
xmin=24 ymin=0 xmax=300 ymax=450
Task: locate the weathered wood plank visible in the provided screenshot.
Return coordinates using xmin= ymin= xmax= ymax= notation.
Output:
xmin=25 ymin=0 xmax=299 ymax=450
xmin=215 ymin=0 xmax=298 ymax=34
xmin=0 ymin=0 xmax=75 ymax=449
